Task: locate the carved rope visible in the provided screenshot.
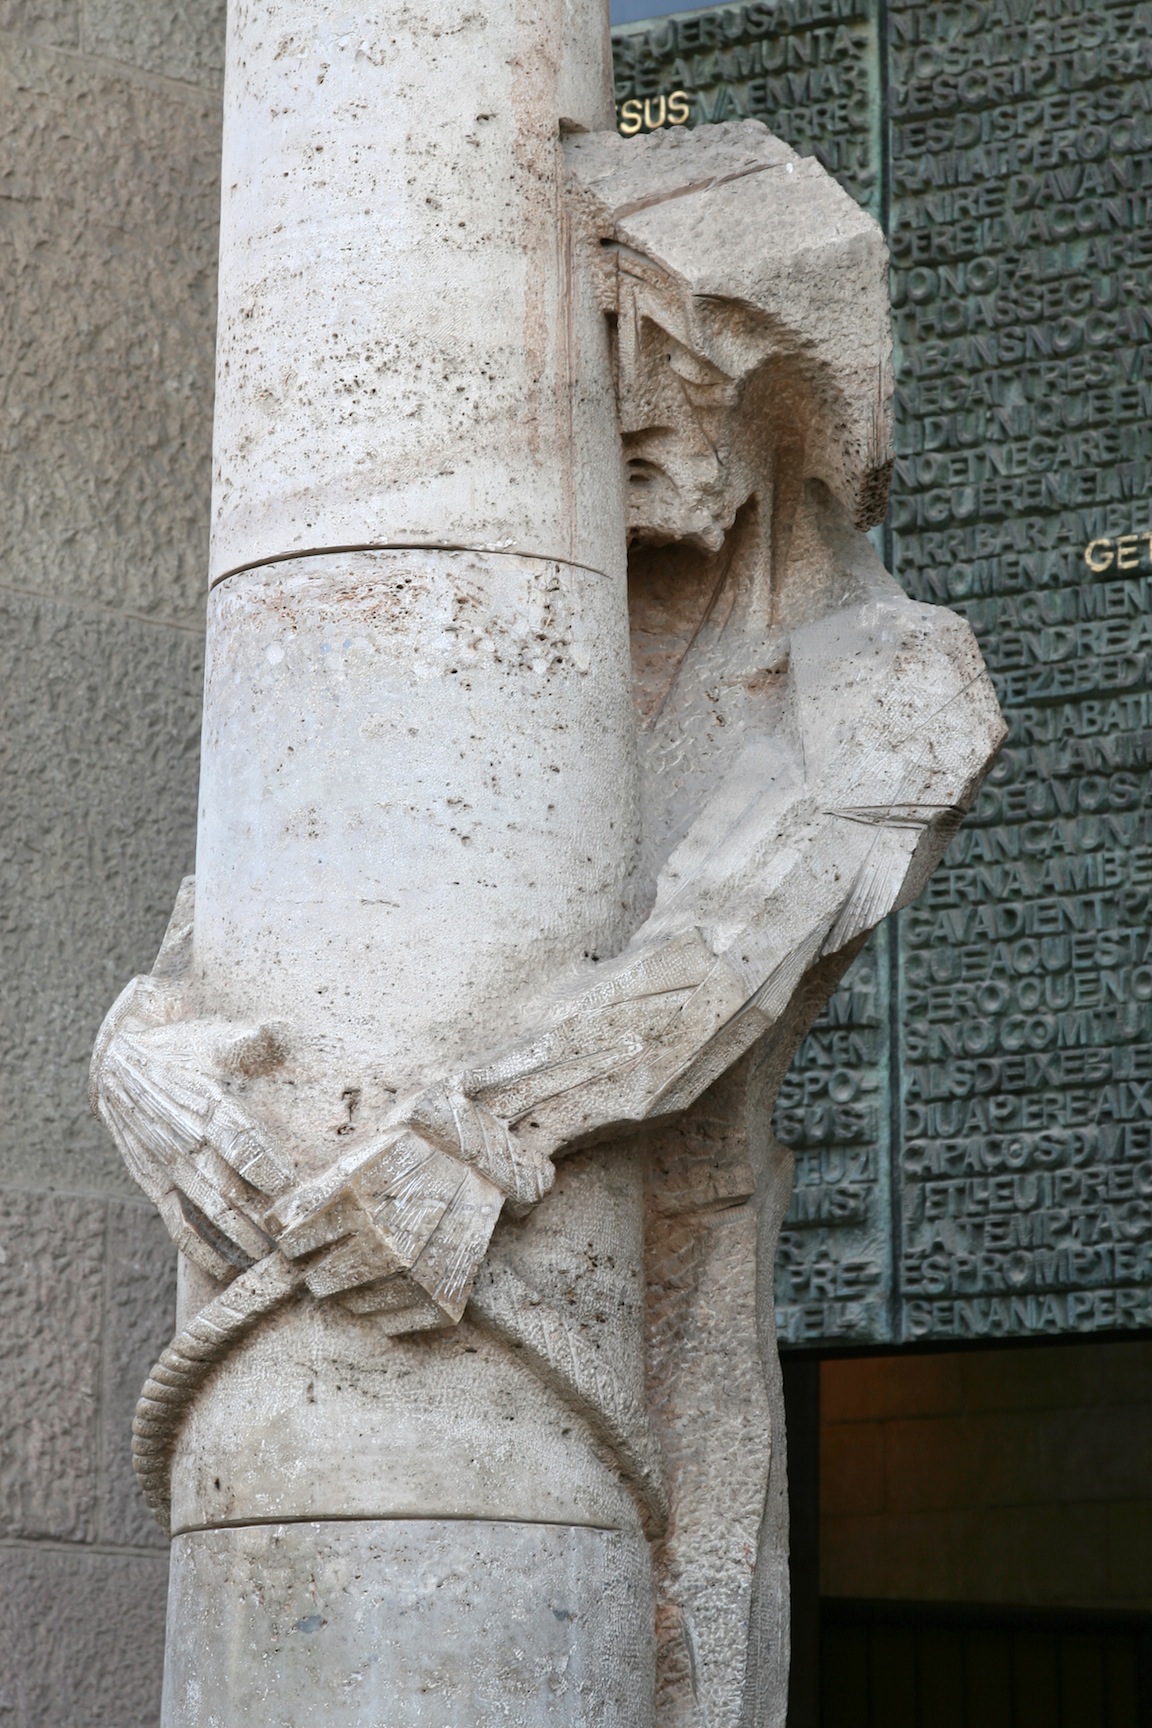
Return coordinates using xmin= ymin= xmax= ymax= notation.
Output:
xmin=133 ymin=1250 xmax=668 ymax=1538
xmin=132 ymin=1252 xmax=302 ymax=1533
xmin=470 ymin=1260 xmax=670 ymax=1538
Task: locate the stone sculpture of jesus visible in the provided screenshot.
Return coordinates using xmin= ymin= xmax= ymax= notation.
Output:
xmin=92 ymin=9 xmax=1003 ymax=1723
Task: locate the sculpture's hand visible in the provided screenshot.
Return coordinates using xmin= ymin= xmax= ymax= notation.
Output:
xmin=91 ymin=989 xmax=293 ymax=1279
xmin=90 ymin=877 xmax=296 ymax=1280
xmin=268 ymin=1084 xmax=555 ymax=1331
xmin=90 ymin=874 xmax=556 ymax=1329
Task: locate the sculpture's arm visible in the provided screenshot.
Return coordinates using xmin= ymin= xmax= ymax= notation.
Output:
xmin=469 ymin=589 xmax=1001 ymax=1144
xmin=90 ymin=581 xmax=1001 ymax=1330
xmin=270 ymin=580 xmax=1003 ymax=1324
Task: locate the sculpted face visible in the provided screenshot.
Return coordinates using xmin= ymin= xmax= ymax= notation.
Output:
xmin=615 ymin=268 xmax=760 ymax=555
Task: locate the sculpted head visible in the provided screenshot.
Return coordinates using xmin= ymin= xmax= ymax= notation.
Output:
xmin=613 ymin=253 xmax=818 ymax=558
xmin=614 ymin=257 xmax=763 ymax=554
xmin=568 ymin=121 xmax=894 ymax=568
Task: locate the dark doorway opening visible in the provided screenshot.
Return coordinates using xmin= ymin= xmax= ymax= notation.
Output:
xmin=783 ymin=1342 xmax=1152 ymax=1727
xmin=820 ymin=1599 xmax=1152 ymax=1728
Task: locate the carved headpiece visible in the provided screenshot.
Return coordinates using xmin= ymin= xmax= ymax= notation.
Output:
xmin=568 ymin=121 xmax=894 ymax=544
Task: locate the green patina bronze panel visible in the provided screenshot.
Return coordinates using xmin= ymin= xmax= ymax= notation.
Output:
xmin=773 ymin=934 xmax=894 ymax=1348
xmin=890 ymin=0 xmax=1152 ymax=1347
xmin=611 ymin=2 xmax=879 ymax=210
xmin=612 ymin=0 xmax=1152 ymax=1350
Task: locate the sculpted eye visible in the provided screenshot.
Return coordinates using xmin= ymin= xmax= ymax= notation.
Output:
xmin=627 ymin=458 xmax=661 ymax=487
xmin=666 ymin=343 xmax=737 ymax=405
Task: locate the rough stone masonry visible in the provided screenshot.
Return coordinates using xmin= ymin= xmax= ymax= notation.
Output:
xmin=90 ymin=3 xmax=1004 ymax=1723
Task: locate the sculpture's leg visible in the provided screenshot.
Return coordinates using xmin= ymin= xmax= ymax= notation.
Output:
xmin=644 ymin=1054 xmax=789 ymax=1728
xmin=642 ymin=972 xmax=862 ymax=1728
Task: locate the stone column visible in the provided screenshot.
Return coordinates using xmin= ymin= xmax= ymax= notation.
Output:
xmin=91 ymin=12 xmax=1006 ymax=1720
xmin=165 ymin=2 xmax=651 ymax=1722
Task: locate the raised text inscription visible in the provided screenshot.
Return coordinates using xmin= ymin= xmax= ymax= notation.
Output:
xmin=614 ymin=0 xmax=1152 ymax=1350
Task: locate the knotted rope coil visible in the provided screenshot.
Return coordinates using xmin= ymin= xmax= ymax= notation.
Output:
xmin=133 ymin=1247 xmax=668 ymax=1540
xmin=132 ymin=1251 xmax=302 ymax=1534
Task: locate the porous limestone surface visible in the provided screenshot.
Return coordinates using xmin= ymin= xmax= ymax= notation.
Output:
xmin=210 ymin=1 xmax=622 ymax=581
xmin=194 ymin=547 xmax=639 ymax=1101
xmin=169 ymin=1301 xmax=639 ymax=1537
xmin=162 ymin=1518 xmax=654 ymax=1728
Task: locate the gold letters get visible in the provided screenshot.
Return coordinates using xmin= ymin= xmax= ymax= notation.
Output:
xmin=1084 ymin=531 xmax=1152 ymax=572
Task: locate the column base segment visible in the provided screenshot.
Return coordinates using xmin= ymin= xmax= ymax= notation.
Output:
xmin=162 ymin=1517 xmax=654 ymax=1728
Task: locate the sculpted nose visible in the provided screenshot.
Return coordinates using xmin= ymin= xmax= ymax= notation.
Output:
xmin=618 ymin=393 xmax=652 ymax=439
xmin=614 ymin=295 xmax=665 ymax=439
xmin=617 ymin=366 xmax=674 ymax=443
xmin=615 ymin=343 xmax=649 ymax=438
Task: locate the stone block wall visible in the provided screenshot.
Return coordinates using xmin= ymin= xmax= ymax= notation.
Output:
xmin=821 ymin=1341 xmax=1152 ymax=1612
xmin=0 ymin=4 xmax=224 ymax=1720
